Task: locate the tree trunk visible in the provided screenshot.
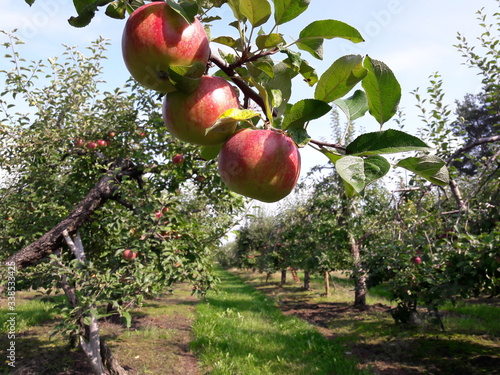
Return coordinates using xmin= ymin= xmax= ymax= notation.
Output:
xmin=324 ymin=271 xmax=330 ymax=297
xmin=60 ymin=230 xmax=128 ymax=375
xmin=350 ymin=235 xmax=367 ymax=308
xmin=303 ymin=270 xmax=310 ymax=290
xmin=2 ymin=159 xmax=142 ymax=270
xmin=280 ymin=269 xmax=287 ymax=285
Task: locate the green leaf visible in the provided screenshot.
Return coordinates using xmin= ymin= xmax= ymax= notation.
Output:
xmin=212 ymin=36 xmax=239 ymax=48
xmin=272 ymin=0 xmax=310 ymax=25
xmin=105 ymin=1 xmax=127 ymax=19
xmin=346 ymin=129 xmax=431 ymax=156
xmin=282 ymin=99 xmax=331 ymax=130
xmin=296 ymin=20 xmax=364 ymax=59
xmin=200 ymin=144 xmax=223 ymax=160
xmin=361 ymin=56 xmax=401 ymax=125
xmin=287 ymin=126 xmax=311 ymax=147
xmin=248 ymin=60 xmax=274 ymax=79
xmin=336 ymin=155 xmax=365 ymax=194
xmin=256 ymin=33 xmax=285 ymax=49
xmin=166 ymin=0 xmax=198 ymax=24
xmin=166 ymin=62 xmax=206 ymax=94
xmin=333 ymin=89 xmax=369 ymax=122
xmin=206 ymin=108 xmax=259 ymax=137
xmin=69 ymin=0 xmax=114 ymax=27
xmin=315 ymin=55 xmax=367 ymax=102
xmin=396 ymin=155 xmax=450 ymax=186
xmin=299 ymin=59 xmax=318 ymax=86
xmin=239 ymin=0 xmax=272 ymax=27
xmin=335 ymin=155 xmax=390 ymax=196
xmin=320 ymin=148 xmax=342 ymax=163
xmin=363 ymin=155 xmax=391 ymax=185
xmin=264 ymin=62 xmax=293 ymax=118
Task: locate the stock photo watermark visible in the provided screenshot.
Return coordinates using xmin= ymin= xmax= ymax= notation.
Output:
xmin=17 ymin=0 xmax=66 ymax=40
xmin=3 ymin=262 xmax=17 ymax=369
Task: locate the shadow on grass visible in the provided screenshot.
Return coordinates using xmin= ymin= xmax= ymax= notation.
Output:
xmin=0 ymin=325 xmax=93 ymax=375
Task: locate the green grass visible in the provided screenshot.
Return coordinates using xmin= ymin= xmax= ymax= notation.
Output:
xmin=191 ymin=268 xmax=371 ymax=375
xmin=0 ymin=292 xmax=59 ymax=333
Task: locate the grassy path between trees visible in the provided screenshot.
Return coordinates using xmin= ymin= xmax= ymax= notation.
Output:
xmin=190 ymin=267 xmax=371 ymax=375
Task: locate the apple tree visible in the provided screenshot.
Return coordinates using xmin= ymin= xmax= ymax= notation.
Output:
xmin=0 ymin=31 xmax=243 ymax=374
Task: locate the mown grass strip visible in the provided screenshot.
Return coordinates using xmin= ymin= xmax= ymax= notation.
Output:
xmin=191 ymin=267 xmax=371 ymax=375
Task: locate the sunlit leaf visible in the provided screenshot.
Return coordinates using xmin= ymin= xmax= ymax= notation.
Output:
xmin=272 ymin=0 xmax=310 ymax=25
xmin=396 ymin=155 xmax=450 ymax=186
xmin=346 ymin=129 xmax=431 ymax=156
xmin=362 ymin=56 xmax=401 ymax=126
xmin=315 ymin=55 xmax=367 ymax=102
xmin=239 ymin=0 xmax=271 ymax=27
xmin=333 ymin=89 xmax=369 ymax=122
xmin=296 ymin=20 xmax=364 ymax=59
xmin=282 ymin=99 xmax=331 ymax=130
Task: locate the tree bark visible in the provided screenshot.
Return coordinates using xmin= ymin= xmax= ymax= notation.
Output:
xmin=303 ymin=270 xmax=310 ymax=290
xmin=280 ymin=269 xmax=287 ymax=285
xmin=324 ymin=271 xmax=330 ymax=297
xmin=350 ymin=235 xmax=367 ymax=308
xmin=2 ymin=159 xmax=142 ymax=270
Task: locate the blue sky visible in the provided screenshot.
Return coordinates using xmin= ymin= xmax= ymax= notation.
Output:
xmin=1 ymin=0 xmax=498 ymax=181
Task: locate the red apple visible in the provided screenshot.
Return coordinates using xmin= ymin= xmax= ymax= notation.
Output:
xmin=122 ymin=249 xmax=137 ymax=260
xmin=86 ymin=141 xmax=97 ymax=150
xmin=74 ymin=138 xmax=85 ymax=148
xmin=411 ymin=256 xmax=422 ymax=265
xmin=218 ymin=129 xmax=301 ymax=203
xmin=138 ymin=131 xmax=147 ymax=138
xmin=108 ymin=131 xmax=116 ymax=138
xmin=172 ymin=153 xmax=185 ymax=165
xmin=121 ymin=2 xmax=210 ymax=93
xmin=163 ymin=76 xmax=240 ymax=146
xmin=155 ymin=211 xmax=163 ymax=219
xmin=97 ymin=139 xmax=108 ymax=148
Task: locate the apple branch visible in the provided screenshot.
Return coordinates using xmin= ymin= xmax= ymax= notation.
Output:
xmin=2 ymin=158 xmax=143 ymax=270
xmin=209 ymin=52 xmax=273 ymax=120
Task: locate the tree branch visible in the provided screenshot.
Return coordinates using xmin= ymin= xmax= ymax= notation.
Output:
xmin=3 ymin=159 xmax=143 ymax=270
xmin=210 ymin=52 xmax=273 ymax=120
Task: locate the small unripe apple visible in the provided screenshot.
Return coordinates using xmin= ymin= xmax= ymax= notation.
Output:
xmin=218 ymin=129 xmax=301 ymax=203
xmin=411 ymin=256 xmax=422 ymax=265
xmin=122 ymin=2 xmax=210 ymax=93
xmin=74 ymin=139 xmax=85 ymax=148
xmin=86 ymin=141 xmax=97 ymax=150
xmin=172 ymin=153 xmax=184 ymax=165
xmin=163 ymin=76 xmax=240 ymax=146
xmin=122 ymin=249 xmax=137 ymax=260
xmin=97 ymin=139 xmax=108 ymax=148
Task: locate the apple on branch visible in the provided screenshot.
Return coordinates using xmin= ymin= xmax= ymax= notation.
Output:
xmin=121 ymin=2 xmax=210 ymax=93
xmin=172 ymin=153 xmax=185 ymax=165
xmin=218 ymin=129 xmax=301 ymax=203
xmin=163 ymin=76 xmax=240 ymax=146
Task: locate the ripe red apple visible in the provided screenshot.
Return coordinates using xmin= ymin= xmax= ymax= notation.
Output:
xmin=86 ymin=141 xmax=97 ymax=150
xmin=218 ymin=129 xmax=301 ymax=203
xmin=97 ymin=139 xmax=108 ymax=148
xmin=411 ymin=256 xmax=422 ymax=265
xmin=155 ymin=211 xmax=163 ymax=219
xmin=172 ymin=153 xmax=185 ymax=165
xmin=74 ymin=138 xmax=85 ymax=148
xmin=108 ymin=131 xmax=116 ymax=138
xmin=122 ymin=2 xmax=210 ymax=93
xmin=163 ymin=76 xmax=240 ymax=146
xmin=122 ymin=249 xmax=137 ymax=260
xmin=138 ymin=131 xmax=147 ymax=138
